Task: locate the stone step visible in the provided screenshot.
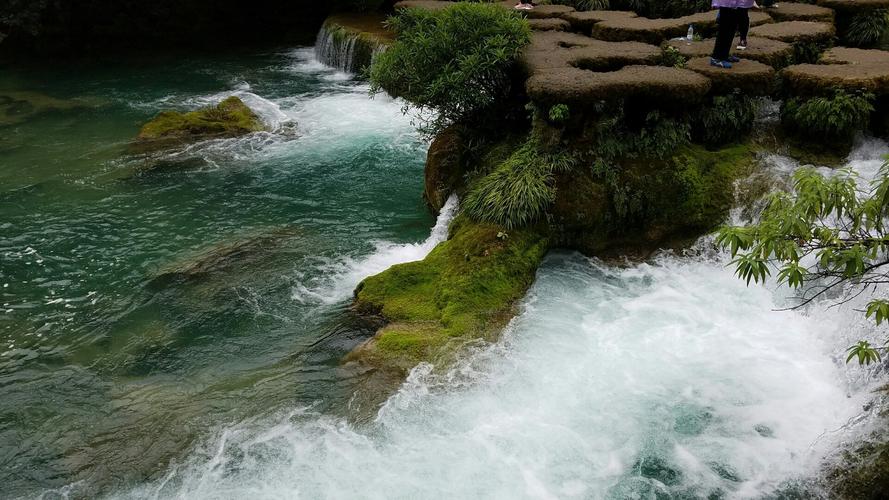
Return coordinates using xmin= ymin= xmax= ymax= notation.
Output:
xmin=664 ymin=36 xmax=794 ymax=68
xmin=748 ymin=20 xmax=836 ymax=43
xmin=530 ymin=18 xmax=572 ymax=31
xmin=783 ymin=46 xmax=889 ymax=95
xmin=591 ymin=10 xmax=772 ymax=45
xmin=766 ymin=2 xmax=836 ymax=22
xmin=686 ymin=57 xmax=777 ymax=94
xmin=526 ymin=65 xmax=711 ymax=104
xmin=522 ymin=31 xmax=661 ymax=74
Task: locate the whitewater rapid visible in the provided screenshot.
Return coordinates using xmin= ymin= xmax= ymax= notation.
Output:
xmin=107 ymin=135 xmax=889 ymax=500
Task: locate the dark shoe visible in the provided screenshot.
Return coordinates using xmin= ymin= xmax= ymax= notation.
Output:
xmin=728 ymin=55 xmax=741 ymax=62
xmin=710 ymin=57 xmax=732 ymax=69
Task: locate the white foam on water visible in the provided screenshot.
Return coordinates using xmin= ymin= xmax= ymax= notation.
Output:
xmin=292 ymin=195 xmax=459 ymax=305
xmin=111 ymin=141 xmax=889 ymax=500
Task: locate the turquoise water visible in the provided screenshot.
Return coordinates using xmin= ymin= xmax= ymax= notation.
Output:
xmin=0 ymin=48 xmax=436 ymax=498
xmin=2 ymin=44 xmax=887 ymax=500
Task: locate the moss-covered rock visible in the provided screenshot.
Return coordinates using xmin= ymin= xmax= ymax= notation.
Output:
xmin=135 ymin=96 xmax=265 ymax=151
xmin=550 ymin=144 xmax=757 ymax=255
xmin=348 ymin=217 xmax=548 ymax=372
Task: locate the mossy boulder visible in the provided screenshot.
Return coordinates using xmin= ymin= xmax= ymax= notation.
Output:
xmin=135 ymin=96 xmax=265 ymax=151
xmin=550 ymin=144 xmax=757 ymax=255
xmin=349 ymin=217 xmax=548 ymax=372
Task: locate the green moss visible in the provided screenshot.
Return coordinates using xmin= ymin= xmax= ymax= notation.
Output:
xmin=136 ymin=96 xmax=264 ymax=146
xmin=350 ymin=217 xmax=548 ymax=371
xmin=551 ymin=143 xmax=757 ymax=254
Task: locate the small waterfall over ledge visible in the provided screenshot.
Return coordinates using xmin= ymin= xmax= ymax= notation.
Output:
xmin=314 ymin=15 xmax=391 ymax=73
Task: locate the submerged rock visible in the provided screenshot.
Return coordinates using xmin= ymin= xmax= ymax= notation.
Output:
xmin=148 ymin=227 xmax=299 ymax=286
xmin=134 ymin=96 xmax=266 ymax=152
xmin=0 ymin=90 xmax=90 ymax=127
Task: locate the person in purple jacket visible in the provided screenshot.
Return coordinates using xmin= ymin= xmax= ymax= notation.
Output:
xmin=711 ymin=0 xmax=754 ymax=68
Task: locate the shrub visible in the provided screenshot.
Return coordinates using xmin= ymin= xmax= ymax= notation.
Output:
xmin=781 ymin=89 xmax=875 ymax=142
xmin=661 ymin=45 xmax=687 ymax=68
xmin=464 ymin=140 xmax=576 ymax=228
xmin=548 ymin=103 xmax=570 ymax=124
xmin=692 ymin=94 xmax=758 ymax=147
xmin=843 ymin=9 xmax=889 ymax=47
xmin=369 ymin=3 xmax=531 ymax=138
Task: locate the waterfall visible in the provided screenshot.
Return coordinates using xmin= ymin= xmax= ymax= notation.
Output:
xmin=314 ymin=23 xmax=387 ymax=74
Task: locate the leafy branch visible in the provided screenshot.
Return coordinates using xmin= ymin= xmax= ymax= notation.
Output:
xmin=716 ymin=158 xmax=889 ymax=365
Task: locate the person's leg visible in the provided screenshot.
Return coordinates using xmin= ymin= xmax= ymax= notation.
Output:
xmin=712 ymin=8 xmax=738 ymax=61
xmin=738 ymin=8 xmax=750 ymax=45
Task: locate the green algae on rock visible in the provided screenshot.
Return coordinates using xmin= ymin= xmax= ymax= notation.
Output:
xmin=550 ymin=144 xmax=757 ymax=256
xmin=348 ymin=217 xmax=548 ymax=372
xmin=135 ymin=96 xmax=265 ymax=150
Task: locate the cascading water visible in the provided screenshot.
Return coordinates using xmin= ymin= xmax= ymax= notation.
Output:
xmin=108 ymin=138 xmax=889 ymax=499
xmin=314 ymin=23 xmax=387 ymax=74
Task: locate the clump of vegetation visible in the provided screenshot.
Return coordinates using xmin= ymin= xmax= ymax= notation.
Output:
xmin=351 ymin=216 xmax=548 ymax=371
xmin=843 ymin=9 xmax=889 ymax=47
xmin=137 ymin=96 xmax=265 ymax=144
xmin=693 ymin=94 xmax=758 ymax=147
xmin=781 ymin=89 xmax=875 ymax=143
xmin=548 ymin=103 xmax=570 ymax=124
xmin=369 ymin=3 xmax=531 ymax=138
xmin=662 ymin=46 xmax=687 ymax=68
xmin=587 ymin=105 xmax=692 ymax=161
xmin=595 ymin=143 xmax=753 ymax=228
xmin=463 ymin=140 xmax=576 ymax=229
xmin=716 ymin=159 xmax=889 ymax=364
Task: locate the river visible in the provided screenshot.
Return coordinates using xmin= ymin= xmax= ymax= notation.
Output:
xmin=1 ymin=45 xmax=886 ymax=499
